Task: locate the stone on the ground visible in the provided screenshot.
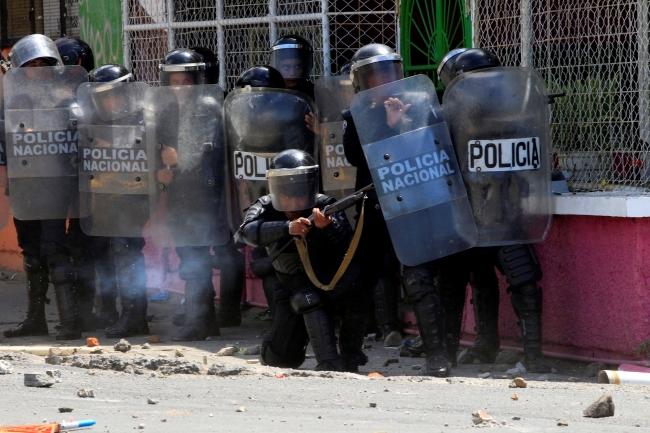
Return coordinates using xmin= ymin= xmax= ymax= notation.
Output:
xmin=496 ymin=349 xmax=520 ymax=364
xmin=557 ymin=419 xmax=568 ymax=426
xmin=77 ymin=389 xmax=95 ymax=398
xmin=472 ymin=410 xmax=493 ymax=425
xmin=242 ymin=345 xmax=261 ymax=356
xmin=511 ymin=394 xmax=519 ymax=401
xmin=175 ymin=349 xmax=185 ymax=358
xmin=509 ymin=378 xmax=527 ymax=388
xmin=141 ymin=343 xmax=150 ymax=349
xmin=58 ymin=407 xmax=74 ymax=413
xmin=114 ymin=339 xmax=131 ymax=353
xmin=478 ymin=372 xmax=491 ymax=379
xmin=383 ymin=331 xmax=403 ymax=348
xmin=207 ymin=363 xmax=251 ymax=376
xmin=537 ymin=374 xmax=549 ymax=381
xmin=568 ymin=377 xmax=579 ymax=382
xmin=24 ymin=373 xmax=55 ymax=388
xmin=369 ymin=403 xmax=377 ymax=408
xmin=0 ymin=360 xmax=13 ymax=374
xmin=217 ymin=347 xmax=236 ymax=356
xmin=147 ymin=398 xmax=158 ymax=405
xmin=583 ymin=394 xmax=615 ymax=418
xmin=46 ymin=369 xmax=62 ymax=383
xmin=586 ymin=362 xmax=607 ymax=377
xmin=236 ymin=406 xmax=246 ymax=412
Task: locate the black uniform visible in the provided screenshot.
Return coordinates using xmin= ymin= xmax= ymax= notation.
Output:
xmin=236 ymin=194 xmax=368 ymax=372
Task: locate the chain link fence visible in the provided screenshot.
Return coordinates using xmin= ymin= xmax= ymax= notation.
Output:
xmin=474 ymin=0 xmax=649 ymax=193
xmin=123 ymin=0 xmax=397 ymax=91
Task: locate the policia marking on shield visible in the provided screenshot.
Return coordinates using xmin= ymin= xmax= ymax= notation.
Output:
xmin=236 ymin=150 xmax=368 ymax=373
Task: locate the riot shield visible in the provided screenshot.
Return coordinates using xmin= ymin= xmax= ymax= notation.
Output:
xmin=3 ymin=66 xmax=88 ymax=220
xmin=76 ymin=81 xmax=149 ymax=237
xmin=350 ymin=75 xmax=477 ymax=266
xmin=315 ymin=76 xmax=357 ymax=219
xmin=225 ymin=87 xmax=317 ymax=232
xmin=145 ymin=84 xmax=229 ymax=248
xmin=0 ymin=75 xmax=9 ymax=230
xmin=443 ymin=67 xmax=552 ymax=246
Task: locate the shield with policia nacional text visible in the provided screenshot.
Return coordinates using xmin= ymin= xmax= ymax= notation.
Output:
xmin=350 ymin=74 xmax=477 ymax=266
xmin=314 ymin=75 xmax=357 ymax=203
xmin=76 ymin=81 xmax=150 ymax=237
xmin=4 ymin=66 xmax=88 ymax=220
xmin=0 ymin=75 xmax=10 ymax=229
xmin=224 ymin=86 xmax=317 ymax=232
xmin=145 ymin=84 xmax=229 ymax=247
xmin=443 ymin=67 xmax=552 ymax=246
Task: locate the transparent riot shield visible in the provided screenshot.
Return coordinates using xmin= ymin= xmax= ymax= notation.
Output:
xmin=350 ymin=75 xmax=477 ymax=266
xmin=315 ymin=76 xmax=357 ymax=221
xmin=225 ymin=87 xmax=317 ymax=232
xmin=0 ymin=75 xmax=9 ymax=230
xmin=443 ymin=67 xmax=552 ymax=246
xmin=4 ymin=66 xmax=88 ymax=220
xmin=76 ymin=81 xmax=149 ymax=237
xmin=145 ymin=84 xmax=229 ymax=248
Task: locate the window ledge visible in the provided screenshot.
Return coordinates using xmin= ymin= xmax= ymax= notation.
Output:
xmin=554 ymin=192 xmax=650 ymax=217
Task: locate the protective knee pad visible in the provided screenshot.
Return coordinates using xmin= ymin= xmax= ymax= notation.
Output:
xmin=49 ymin=265 xmax=75 ymax=285
xmin=249 ymin=257 xmax=275 ymax=278
xmin=290 ymin=288 xmax=323 ymax=315
xmin=23 ymin=256 xmax=45 ymax=274
xmin=497 ymin=244 xmax=542 ymax=289
xmin=402 ymin=267 xmax=436 ymax=304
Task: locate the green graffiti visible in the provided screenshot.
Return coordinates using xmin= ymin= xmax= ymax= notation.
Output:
xmin=79 ymin=0 xmax=123 ymax=67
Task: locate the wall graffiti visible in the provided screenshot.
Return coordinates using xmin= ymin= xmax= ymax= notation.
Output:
xmin=78 ymin=0 xmax=123 ymax=67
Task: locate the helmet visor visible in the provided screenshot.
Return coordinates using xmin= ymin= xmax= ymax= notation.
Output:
xmin=160 ymin=63 xmax=205 ymax=86
xmin=351 ymin=59 xmax=403 ymax=93
xmin=270 ymin=46 xmax=313 ymax=80
xmin=89 ymin=78 xmax=137 ymax=122
xmin=267 ymin=165 xmax=319 ymax=211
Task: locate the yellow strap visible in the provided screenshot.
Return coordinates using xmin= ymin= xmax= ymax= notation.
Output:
xmin=296 ymin=198 xmax=366 ymax=291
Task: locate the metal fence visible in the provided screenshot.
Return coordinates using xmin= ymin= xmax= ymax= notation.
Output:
xmin=474 ymin=0 xmax=650 ymax=192
xmin=122 ymin=0 xmax=398 ymax=91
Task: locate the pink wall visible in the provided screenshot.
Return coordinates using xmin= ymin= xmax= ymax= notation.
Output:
xmin=0 ymin=215 xmax=649 ymax=361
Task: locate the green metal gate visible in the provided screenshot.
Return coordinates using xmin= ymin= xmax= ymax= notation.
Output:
xmin=400 ymin=0 xmax=471 ymax=87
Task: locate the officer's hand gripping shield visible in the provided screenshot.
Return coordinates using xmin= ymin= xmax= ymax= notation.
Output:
xmin=0 ymin=75 xmax=9 ymax=229
xmin=224 ymin=87 xmax=317 ymax=232
xmin=145 ymin=84 xmax=229 ymax=247
xmin=350 ymin=74 xmax=478 ymax=266
xmin=76 ymin=81 xmax=149 ymax=237
xmin=4 ymin=66 xmax=88 ymax=220
xmin=443 ymin=67 xmax=552 ymax=246
xmin=315 ymin=76 xmax=357 ymax=207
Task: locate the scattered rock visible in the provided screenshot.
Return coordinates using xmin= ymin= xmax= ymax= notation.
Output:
xmin=0 ymin=360 xmax=13 ymax=374
xmin=568 ymin=377 xmax=579 ymax=382
xmin=383 ymin=358 xmax=399 ymax=367
xmin=77 ymin=389 xmax=95 ymax=398
xmin=246 ymin=359 xmax=260 ymax=365
xmin=58 ymin=407 xmax=74 ymax=413
xmin=133 ymin=414 xmax=138 ymax=418
xmin=45 ymin=355 xmax=61 ymax=366
xmin=114 ymin=339 xmax=131 ymax=353
xmin=147 ymin=398 xmax=158 ymax=405
xmin=150 ymin=335 xmax=162 ymax=343
xmin=134 ymin=369 xmax=145 ymax=375
xmin=537 ymin=374 xmax=549 ymax=381
xmin=175 ymin=349 xmax=185 ymax=358
xmin=496 ymin=349 xmax=520 ymax=364
xmin=242 ymin=345 xmax=261 ymax=356
xmin=141 ymin=343 xmax=150 ymax=350
xmin=511 ymin=394 xmax=519 ymax=401
xmin=56 ymin=354 xmax=202 ymax=375
xmin=24 ymin=373 xmax=55 ymax=388
xmin=236 ymin=406 xmax=246 ymax=412
xmin=217 ymin=347 xmax=236 ymax=356
xmin=86 ymin=338 xmax=100 ymax=347
xmin=586 ymin=362 xmax=607 ymax=378
xmin=369 ymin=403 xmax=377 ymax=408
xmin=509 ymin=378 xmax=527 ymax=388
xmin=512 ymin=416 xmax=521 ymax=421
xmin=46 ymin=370 xmax=62 ymax=383
xmin=412 ymin=365 xmax=421 ymax=371
xmin=138 ymin=423 xmax=145 ymax=429
xmin=478 ymin=372 xmax=491 ymax=379
xmin=207 ymin=363 xmax=253 ymax=376
xmin=583 ymin=394 xmax=615 ymax=418
xmin=472 ymin=410 xmax=493 ymax=425
xmin=557 ymin=419 xmax=568 ymax=426
xmin=383 ymin=331 xmax=403 ymax=348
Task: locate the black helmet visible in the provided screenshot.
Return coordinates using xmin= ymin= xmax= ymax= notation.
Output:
xmin=452 ymin=48 xmax=500 ymax=77
xmin=270 ymin=34 xmax=313 ymax=80
xmin=234 ymin=65 xmax=285 ymax=89
xmin=190 ymin=46 xmax=219 ymax=85
xmin=267 ymin=149 xmax=319 ymax=212
xmin=437 ymin=48 xmax=468 ymax=88
xmin=55 ymin=37 xmax=95 ymax=72
xmin=159 ymin=48 xmax=205 ymax=86
xmin=338 ymin=62 xmax=351 ymax=76
xmin=89 ymin=63 xmax=132 ymax=83
xmin=350 ymin=44 xmax=403 ymax=93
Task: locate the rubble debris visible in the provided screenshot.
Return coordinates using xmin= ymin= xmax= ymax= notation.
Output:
xmin=506 ymin=362 xmax=527 ymax=376
xmin=511 ymin=394 xmax=519 ymax=401
xmin=369 ymin=403 xmax=377 ymax=408
xmin=207 ymin=363 xmax=253 ymax=376
xmin=86 ymin=338 xmax=99 ymax=347
xmin=383 ymin=331 xmax=403 ymax=348
xmin=246 ymin=360 xmax=260 ymax=365
xmin=0 ymin=360 xmax=13 ymax=374
xmin=58 ymin=407 xmax=74 ymax=413
xmin=150 ymin=335 xmax=162 ymax=343
xmin=537 ymin=375 xmax=549 ymax=381
xmin=141 ymin=343 xmax=150 ymax=350
xmin=77 ymin=389 xmax=95 ymax=398
xmin=217 ymin=347 xmax=237 ymax=356
xmin=568 ymin=377 xmax=579 ymax=382
xmin=242 ymin=345 xmax=261 ymax=356
xmin=478 ymin=372 xmax=491 ymax=379
xmin=557 ymin=419 xmax=568 ymax=426
xmin=383 ymin=358 xmax=399 ymax=367
xmin=45 ymin=370 xmax=62 ymax=383
xmin=472 ymin=410 xmax=493 ymax=425
xmin=56 ymin=354 xmax=202 ymax=375
xmin=509 ymin=378 xmax=527 ymax=388
xmin=236 ymin=406 xmax=246 ymax=412
xmin=583 ymin=394 xmax=615 ymax=418
xmin=175 ymin=349 xmax=185 ymax=358
xmin=496 ymin=350 xmax=520 ymax=364
xmin=113 ymin=339 xmax=131 ymax=353
xmin=147 ymin=398 xmax=159 ymax=405
xmin=24 ymin=373 xmax=56 ymax=388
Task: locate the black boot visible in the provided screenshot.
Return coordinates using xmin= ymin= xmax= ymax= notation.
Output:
xmin=458 ymin=261 xmax=501 ymax=365
xmin=402 ymin=267 xmax=450 ymax=377
xmin=172 ymin=278 xmax=213 ymax=341
xmin=53 ymin=283 xmax=82 ymax=340
xmin=511 ymin=284 xmax=551 ymax=373
xmin=303 ymin=308 xmax=346 ymax=372
xmin=3 ymin=258 xmax=50 ymax=338
xmin=214 ymin=245 xmax=245 ymax=328
xmin=338 ymin=312 xmax=368 ymax=373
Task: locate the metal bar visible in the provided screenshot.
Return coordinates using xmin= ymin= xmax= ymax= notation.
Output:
xmin=122 ymin=0 xmax=131 ymax=71
xmin=123 ymin=13 xmax=326 ymax=32
xmin=216 ymin=0 xmax=226 ymax=90
xmin=471 ymin=0 xmax=478 ymax=47
xmin=0 ymin=0 xmax=8 ymax=45
xmin=638 ymin=0 xmax=649 ymax=144
xmin=29 ymin=0 xmax=36 ymax=34
xmin=269 ymin=0 xmax=277 ymax=47
xmin=520 ymin=0 xmax=532 ymax=67
xmin=59 ymin=0 xmax=66 ymax=37
xmin=321 ymin=0 xmax=330 ymax=76
xmin=166 ymin=0 xmax=175 ymax=51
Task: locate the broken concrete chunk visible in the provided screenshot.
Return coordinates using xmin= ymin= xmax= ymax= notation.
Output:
xmin=77 ymin=389 xmax=95 ymax=398
xmin=216 ymin=347 xmax=236 ymax=356
xmin=583 ymin=394 xmax=615 ymax=418
xmin=114 ymin=339 xmax=131 ymax=353
xmin=24 ymin=373 xmax=55 ymax=388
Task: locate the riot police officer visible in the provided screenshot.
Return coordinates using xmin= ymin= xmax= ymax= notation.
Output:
xmin=236 ymin=149 xmax=367 ymax=372
xmin=2 ymin=34 xmax=88 ymax=340
xmin=270 ymin=35 xmax=315 ymax=99
xmin=437 ymin=48 xmax=553 ymax=373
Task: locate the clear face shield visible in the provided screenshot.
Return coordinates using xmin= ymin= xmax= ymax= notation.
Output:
xmin=270 ymin=45 xmax=313 ymax=80
xmin=351 ymin=55 xmax=404 ymax=93
xmin=267 ymin=165 xmax=320 ymax=212
xmin=89 ymin=74 xmax=136 ymax=121
xmin=159 ymin=63 xmax=206 ymax=87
